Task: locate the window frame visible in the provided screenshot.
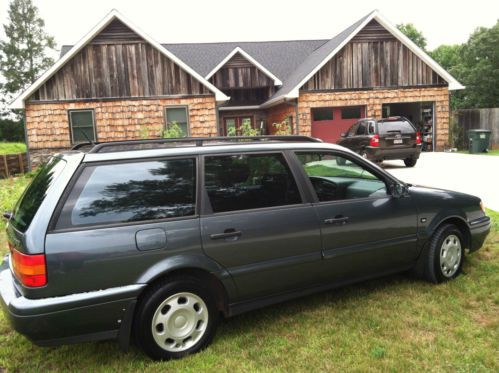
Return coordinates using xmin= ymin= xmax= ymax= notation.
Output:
xmin=311 ymin=107 xmax=334 ymax=122
xmin=48 ymin=155 xmax=199 ymax=233
xmin=200 ymin=150 xmax=309 ymax=216
xmin=289 ymin=149 xmax=396 ymax=205
xmin=68 ymin=109 xmax=97 ymax=144
xmin=164 ymin=105 xmax=190 ymax=137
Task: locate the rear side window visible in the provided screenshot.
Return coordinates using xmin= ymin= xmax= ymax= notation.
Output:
xmin=377 ymin=120 xmax=415 ymax=135
xmin=56 ymin=158 xmax=196 ymax=229
xmin=204 ymin=153 xmax=301 ymax=213
xmin=11 ymin=157 xmax=66 ymax=232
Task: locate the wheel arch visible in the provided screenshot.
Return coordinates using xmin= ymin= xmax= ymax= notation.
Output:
xmin=429 ymin=215 xmax=471 ymax=250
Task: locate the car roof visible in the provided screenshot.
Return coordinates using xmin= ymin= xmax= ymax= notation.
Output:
xmin=80 ymin=141 xmax=345 ymax=163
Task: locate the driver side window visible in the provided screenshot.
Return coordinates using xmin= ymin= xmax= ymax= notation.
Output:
xmin=296 ymin=152 xmax=388 ymax=202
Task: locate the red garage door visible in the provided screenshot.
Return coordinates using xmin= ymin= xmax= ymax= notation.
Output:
xmin=311 ymin=106 xmax=365 ymax=143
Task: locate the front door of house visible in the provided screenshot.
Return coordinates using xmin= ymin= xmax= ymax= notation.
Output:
xmin=223 ymin=116 xmax=254 ymax=136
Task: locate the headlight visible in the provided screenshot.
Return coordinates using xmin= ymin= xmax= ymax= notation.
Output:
xmin=480 ymin=201 xmax=486 ymax=214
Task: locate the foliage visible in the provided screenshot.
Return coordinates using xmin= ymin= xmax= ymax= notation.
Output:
xmin=162 ymin=122 xmax=184 ymax=138
xmin=396 ymin=23 xmax=427 ymax=50
xmin=447 ymin=115 xmax=463 ymax=149
xmin=0 ymin=142 xmax=26 ymax=155
xmin=227 ymin=121 xmax=260 ymax=137
xmin=0 ymin=118 xmax=25 ymax=141
xmin=272 ymin=119 xmax=292 ymax=135
xmin=429 ymin=44 xmax=462 ymax=71
xmin=138 ymin=126 xmax=151 ymax=139
xmin=0 ymin=175 xmax=497 ymax=371
xmin=0 ymin=0 xmax=56 ymax=117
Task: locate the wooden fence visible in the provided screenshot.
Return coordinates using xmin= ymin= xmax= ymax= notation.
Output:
xmin=0 ymin=153 xmax=28 ymax=179
xmin=453 ymin=108 xmax=499 ymax=149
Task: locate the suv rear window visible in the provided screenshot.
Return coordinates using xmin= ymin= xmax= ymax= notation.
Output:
xmin=377 ymin=120 xmax=415 ymax=135
xmin=56 ymin=158 xmax=196 ymax=229
xmin=11 ymin=157 xmax=66 ymax=232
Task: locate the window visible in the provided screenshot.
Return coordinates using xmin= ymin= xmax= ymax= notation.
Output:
xmin=56 ymin=158 xmax=196 ymax=228
xmin=165 ymin=107 xmax=189 ymax=137
xmin=348 ymin=122 xmax=360 ymax=136
xmin=204 ymin=153 xmax=301 ymax=213
xmin=12 ymin=157 xmax=66 ymax=232
xmin=356 ymin=121 xmax=367 ymax=135
xmin=341 ymin=106 xmax=362 ymax=119
xmin=367 ymin=120 xmax=376 ymax=134
xmin=312 ymin=108 xmax=333 ymax=121
xmin=69 ymin=110 xmax=96 ymax=144
xmin=296 ymin=152 xmax=387 ymax=202
xmin=377 ymin=120 xmax=415 ymax=135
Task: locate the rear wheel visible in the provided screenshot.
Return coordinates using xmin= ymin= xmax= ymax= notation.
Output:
xmin=134 ymin=276 xmax=219 ymax=360
xmin=415 ymin=224 xmax=464 ymax=283
xmin=404 ymin=157 xmax=417 ymax=167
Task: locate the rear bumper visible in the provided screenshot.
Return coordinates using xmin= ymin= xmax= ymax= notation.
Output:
xmin=365 ymin=145 xmax=422 ymax=161
xmin=469 ymin=216 xmax=491 ymax=252
xmin=0 ymin=257 xmax=144 ymax=346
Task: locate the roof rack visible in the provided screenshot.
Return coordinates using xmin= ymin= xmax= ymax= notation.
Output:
xmin=73 ymin=135 xmax=322 ymax=154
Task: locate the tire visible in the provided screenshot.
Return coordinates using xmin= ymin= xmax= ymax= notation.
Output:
xmin=415 ymin=224 xmax=464 ymax=284
xmin=134 ymin=276 xmax=219 ymax=360
xmin=404 ymin=158 xmax=417 ymax=167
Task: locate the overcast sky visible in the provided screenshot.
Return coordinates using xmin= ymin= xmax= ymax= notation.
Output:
xmin=0 ymin=0 xmax=498 ymax=54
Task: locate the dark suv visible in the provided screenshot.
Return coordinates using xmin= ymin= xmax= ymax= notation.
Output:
xmin=336 ymin=117 xmax=422 ymax=167
xmin=0 ymin=136 xmax=490 ymax=360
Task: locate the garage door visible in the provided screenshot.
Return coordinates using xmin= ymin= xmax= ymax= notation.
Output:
xmin=311 ymin=106 xmax=365 ymax=143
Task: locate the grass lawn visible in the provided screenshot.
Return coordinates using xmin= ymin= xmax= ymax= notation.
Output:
xmin=0 ymin=174 xmax=498 ymax=372
xmin=457 ymin=149 xmax=499 ymax=156
xmin=0 ymin=142 xmax=27 ymax=155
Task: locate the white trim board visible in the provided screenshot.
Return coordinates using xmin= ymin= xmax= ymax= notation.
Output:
xmin=10 ymin=9 xmax=229 ymax=109
xmin=205 ymin=47 xmax=282 ymax=86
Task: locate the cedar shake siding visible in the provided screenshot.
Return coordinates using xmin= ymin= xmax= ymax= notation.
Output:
xmin=302 ymin=20 xmax=447 ymax=91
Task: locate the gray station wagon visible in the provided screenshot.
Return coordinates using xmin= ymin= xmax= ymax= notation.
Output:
xmin=0 ymin=136 xmax=491 ymax=360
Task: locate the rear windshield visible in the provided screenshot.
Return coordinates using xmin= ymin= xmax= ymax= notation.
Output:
xmin=11 ymin=157 xmax=66 ymax=232
xmin=377 ymin=120 xmax=415 ymax=135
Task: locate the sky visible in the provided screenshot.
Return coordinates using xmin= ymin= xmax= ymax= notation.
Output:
xmin=0 ymin=0 xmax=498 ymax=57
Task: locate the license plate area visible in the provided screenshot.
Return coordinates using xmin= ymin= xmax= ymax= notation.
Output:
xmin=393 ymin=139 xmax=403 ymax=144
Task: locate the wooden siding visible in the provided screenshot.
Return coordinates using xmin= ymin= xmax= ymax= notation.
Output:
xmin=302 ymin=21 xmax=447 ymax=91
xmin=209 ymin=52 xmax=274 ymax=89
xmin=29 ymin=20 xmax=210 ymax=102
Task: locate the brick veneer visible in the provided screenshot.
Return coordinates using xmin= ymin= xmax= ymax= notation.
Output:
xmin=25 ymin=96 xmax=217 ymax=152
xmin=297 ymin=87 xmax=450 ymax=149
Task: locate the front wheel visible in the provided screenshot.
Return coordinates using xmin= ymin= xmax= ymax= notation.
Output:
xmin=416 ymin=224 xmax=464 ymax=283
xmin=134 ymin=276 xmax=219 ymax=360
xmin=404 ymin=157 xmax=417 ymax=167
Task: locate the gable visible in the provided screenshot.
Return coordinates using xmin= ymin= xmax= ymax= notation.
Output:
xmin=29 ymin=19 xmax=209 ymax=101
xmin=302 ymin=20 xmax=446 ymax=91
xmin=208 ymin=52 xmax=275 ymax=90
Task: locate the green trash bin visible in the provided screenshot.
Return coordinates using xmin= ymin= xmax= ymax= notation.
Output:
xmin=468 ymin=129 xmax=491 ymax=153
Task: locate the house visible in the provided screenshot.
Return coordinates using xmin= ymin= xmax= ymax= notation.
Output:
xmin=10 ymin=9 xmax=463 ymax=165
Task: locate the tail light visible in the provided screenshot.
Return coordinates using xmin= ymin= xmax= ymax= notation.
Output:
xmin=9 ymin=243 xmax=47 ymax=287
xmin=416 ymin=132 xmax=422 ymax=145
xmin=369 ymin=134 xmax=380 ymax=147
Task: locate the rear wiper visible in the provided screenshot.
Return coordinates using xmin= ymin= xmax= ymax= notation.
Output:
xmin=2 ymin=211 xmax=12 ymax=220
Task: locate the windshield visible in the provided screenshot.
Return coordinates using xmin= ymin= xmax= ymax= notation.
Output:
xmin=11 ymin=157 xmax=66 ymax=232
xmin=378 ymin=120 xmax=415 ymax=135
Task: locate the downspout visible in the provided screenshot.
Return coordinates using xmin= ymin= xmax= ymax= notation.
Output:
xmin=22 ymin=108 xmax=32 ymax=171
xmin=285 ymin=99 xmax=300 ymax=135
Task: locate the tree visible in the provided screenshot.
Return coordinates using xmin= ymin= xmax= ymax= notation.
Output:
xmin=397 ymin=23 xmax=427 ymax=51
xmin=429 ymin=44 xmax=462 ymax=71
xmin=0 ymin=0 xmax=56 ymax=117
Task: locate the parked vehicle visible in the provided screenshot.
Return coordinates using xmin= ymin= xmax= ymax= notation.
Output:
xmin=336 ymin=116 xmax=422 ymax=167
xmin=0 ymin=136 xmax=490 ymax=360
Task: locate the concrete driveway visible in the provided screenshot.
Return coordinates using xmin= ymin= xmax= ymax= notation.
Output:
xmin=383 ymin=152 xmax=499 ymax=211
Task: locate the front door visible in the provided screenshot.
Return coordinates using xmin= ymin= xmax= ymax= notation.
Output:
xmin=223 ymin=116 xmax=254 ymax=136
xmin=293 ymin=150 xmax=419 ymax=281
xmin=200 ymin=152 xmax=323 ymax=301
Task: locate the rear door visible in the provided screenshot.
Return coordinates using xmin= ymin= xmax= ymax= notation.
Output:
xmin=378 ymin=119 xmax=417 ymax=150
xmin=200 ymin=152 xmax=323 ymax=301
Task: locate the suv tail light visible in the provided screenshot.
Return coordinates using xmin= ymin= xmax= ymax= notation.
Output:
xmin=369 ymin=134 xmax=380 ymax=147
xmin=416 ymin=132 xmax=422 ymax=145
xmin=9 ymin=243 xmax=47 ymax=287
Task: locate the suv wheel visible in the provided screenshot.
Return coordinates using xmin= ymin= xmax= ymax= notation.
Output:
xmin=134 ymin=276 xmax=219 ymax=360
xmin=404 ymin=158 xmax=417 ymax=167
xmin=416 ymin=224 xmax=464 ymax=283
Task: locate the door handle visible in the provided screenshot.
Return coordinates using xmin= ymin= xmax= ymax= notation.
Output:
xmin=324 ymin=216 xmax=349 ymax=225
xmin=209 ymin=229 xmax=242 ymax=240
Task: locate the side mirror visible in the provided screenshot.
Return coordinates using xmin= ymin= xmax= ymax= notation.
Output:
xmin=340 ymin=132 xmax=347 ymax=138
xmin=389 ymin=182 xmax=408 ymax=199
